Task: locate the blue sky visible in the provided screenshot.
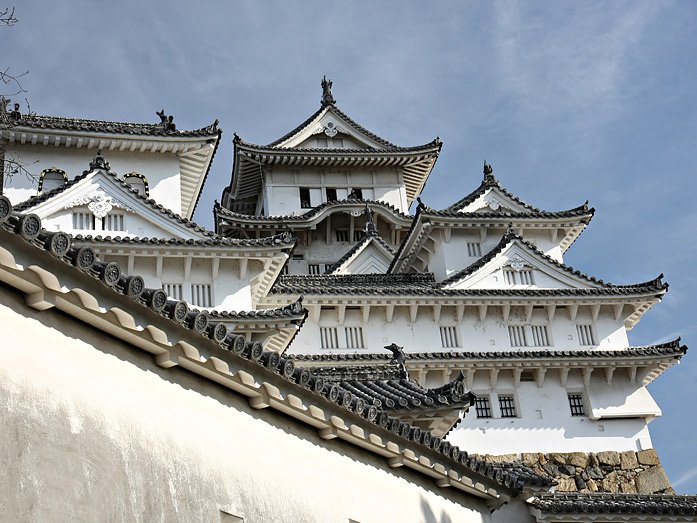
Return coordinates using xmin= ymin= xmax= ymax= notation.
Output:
xmin=4 ymin=1 xmax=696 ymax=492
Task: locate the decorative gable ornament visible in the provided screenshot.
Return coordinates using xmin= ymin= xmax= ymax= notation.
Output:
xmin=64 ymin=191 xmax=133 ymax=219
xmin=484 ymin=197 xmax=501 ymax=211
xmin=507 ymin=253 xmax=527 ymax=271
xmin=324 ymin=121 xmax=338 ymax=137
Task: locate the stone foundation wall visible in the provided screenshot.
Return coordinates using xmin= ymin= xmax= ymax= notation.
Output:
xmin=475 ymin=450 xmax=674 ymax=494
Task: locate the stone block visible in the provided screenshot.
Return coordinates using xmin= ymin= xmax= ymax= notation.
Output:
xmin=587 ymin=466 xmax=604 ymax=480
xmin=597 ymin=451 xmax=621 ymax=466
xmin=637 ymin=449 xmax=660 ymax=466
xmin=636 ymin=466 xmax=671 ymax=494
xmin=566 ymin=452 xmax=590 ymax=468
xmin=484 ymin=453 xmax=517 ymax=463
xmin=521 ymin=453 xmax=539 ymax=465
xmin=556 ymin=477 xmax=577 ymax=492
xmin=589 ymin=454 xmax=599 ymax=466
xmin=549 ymin=453 xmax=567 ymax=465
xmin=586 ymin=479 xmax=598 ymax=492
xmin=575 ymin=476 xmax=586 ymax=490
xmin=542 ymin=463 xmax=559 ymax=477
xmin=559 ymin=465 xmax=576 ymax=476
xmin=620 ymin=481 xmax=637 ymax=493
xmin=602 ymin=471 xmax=620 ymax=493
xmin=620 ymin=451 xmax=638 ymax=470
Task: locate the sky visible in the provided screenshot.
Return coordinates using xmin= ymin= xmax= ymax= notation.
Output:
xmin=3 ymin=1 xmax=697 ymax=492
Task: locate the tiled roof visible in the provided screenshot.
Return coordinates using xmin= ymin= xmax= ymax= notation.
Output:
xmin=271 ymin=272 xmax=668 ymax=297
xmin=72 ymin=232 xmax=295 ymax=248
xmin=446 ymin=170 xmax=542 ymax=212
xmin=238 ymin=136 xmax=441 ymax=154
xmin=13 ymin=160 xmax=217 ymax=237
xmin=289 ymin=339 xmax=688 ymax=362
xmin=439 ymin=229 xmax=641 ymax=289
xmin=528 ymin=493 xmax=697 ymax=516
xmin=423 ymin=201 xmax=594 ymax=221
xmin=0 ymin=197 xmax=549 ymax=496
xmin=323 ymin=228 xmax=395 ymax=275
xmin=10 ymin=113 xmax=220 ymax=138
xmin=207 ymin=299 xmax=306 ymax=320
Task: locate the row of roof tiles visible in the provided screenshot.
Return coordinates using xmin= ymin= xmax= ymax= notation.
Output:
xmin=528 ymin=493 xmax=697 ymax=516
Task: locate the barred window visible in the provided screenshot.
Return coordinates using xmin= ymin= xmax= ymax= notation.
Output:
xmin=320 ymin=327 xmax=339 ymax=349
xmin=474 ymin=396 xmax=492 ymax=418
xmin=504 ymin=268 xmax=534 ymax=285
xmin=467 ymin=241 xmax=481 ymax=257
xmin=344 ymin=326 xmax=365 ymax=349
xmin=103 ymin=213 xmax=124 ymax=231
xmin=324 ymin=264 xmax=333 ymax=272
xmin=353 ymin=230 xmax=363 ymax=242
xmin=336 ymin=230 xmax=349 ymax=242
xmin=440 ymin=326 xmax=460 ymax=348
xmin=530 ymin=325 xmax=551 ymax=347
xmin=577 ymin=324 xmax=596 ymax=346
xmin=72 ymin=212 xmax=95 ymax=230
xmin=190 ymin=284 xmax=212 ymax=307
xmin=568 ymin=393 xmax=586 ymax=416
xmin=498 ymin=395 xmax=517 ymax=418
xmin=308 ymin=264 xmax=321 ymax=275
xmin=162 ymin=283 xmax=182 ymax=300
xmin=508 ymin=325 xmax=527 ymax=347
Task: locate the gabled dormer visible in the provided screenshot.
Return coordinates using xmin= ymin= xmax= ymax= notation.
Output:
xmin=221 ymin=77 xmax=441 ymax=217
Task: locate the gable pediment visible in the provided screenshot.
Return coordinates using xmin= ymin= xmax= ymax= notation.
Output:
xmin=329 ymin=236 xmax=394 ymax=275
xmin=456 ymin=187 xmax=531 ymax=214
xmin=443 ymin=238 xmax=605 ymax=291
xmin=23 ymin=170 xmax=207 ymax=240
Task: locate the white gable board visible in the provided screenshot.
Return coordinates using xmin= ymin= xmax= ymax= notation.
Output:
xmin=456 ymin=187 xmax=532 ymax=214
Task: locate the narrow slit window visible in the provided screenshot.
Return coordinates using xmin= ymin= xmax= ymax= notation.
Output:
xmin=498 ymin=395 xmax=517 ymax=418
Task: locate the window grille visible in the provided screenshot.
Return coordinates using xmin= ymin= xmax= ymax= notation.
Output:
xmin=103 ymin=213 xmax=124 ymax=231
xmin=72 ymin=212 xmax=95 ymax=230
xmin=504 ymin=268 xmax=534 ymax=285
xmin=344 ymin=326 xmax=365 ymax=349
xmin=568 ymin=393 xmax=586 ymax=416
xmin=498 ymin=395 xmax=517 ymax=418
xmin=530 ymin=325 xmax=551 ymax=347
xmin=467 ymin=241 xmax=482 ymax=257
xmin=162 ymin=283 xmax=183 ymax=300
xmin=320 ymin=327 xmax=339 ymax=349
xmin=308 ymin=264 xmax=321 ymax=275
xmin=474 ymin=396 xmax=492 ymax=418
xmin=299 ymin=188 xmax=311 ymax=208
xmin=326 ymin=188 xmax=337 ymax=201
xmin=508 ymin=325 xmax=527 ymax=347
xmin=577 ymin=324 xmax=596 ymax=346
xmin=352 ymin=230 xmax=362 ymax=242
xmin=439 ymin=326 xmax=460 ymax=348
xmin=324 ymin=264 xmax=333 ymax=272
xmin=190 ymin=284 xmax=212 ymax=307
xmin=336 ymin=230 xmax=349 ymax=242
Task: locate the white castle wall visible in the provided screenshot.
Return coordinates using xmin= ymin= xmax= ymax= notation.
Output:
xmin=3 ymin=144 xmax=182 ymax=214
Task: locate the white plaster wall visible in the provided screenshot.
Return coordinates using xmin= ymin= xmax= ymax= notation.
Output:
xmin=289 ymin=306 xmax=629 ymax=354
xmin=0 ymin=291 xmax=491 ymax=523
xmin=3 ymin=144 xmax=182 ymax=213
xmin=449 ymin=376 xmax=654 ymax=454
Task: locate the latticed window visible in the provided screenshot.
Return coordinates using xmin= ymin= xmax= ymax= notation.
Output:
xmin=336 ymin=230 xmax=349 ymax=242
xmin=508 ymin=325 xmax=527 ymax=347
xmin=504 ymin=268 xmax=534 ymax=285
xmin=72 ymin=212 xmax=95 ymax=230
xmin=568 ymin=393 xmax=586 ymax=416
xmin=162 ymin=283 xmax=183 ymax=300
xmin=530 ymin=325 xmax=551 ymax=347
xmin=190 ymin=284 xmax=212 ymax=307
xmin=499 ymin=395 xmax=517 ymax=418
xmin=353 ymin=230 xmax=363 ymax=242
xmin=320 ymin=327 xmax=339 ymax=349
xmin=467 ymin=241 xmax=481 ymax=257
xmin=308 ymin=264 xmax=321 ymax=275
xmin=474 ymin=396 xmax=492 ymax=418
xmin=103 ymin=213 xmax=124 ymax=231
xmin=577 ymin=324 xmax=596 ymax=346
xmin=344 ymin=326 xmax=365 ymax=349
xmin=440 ymin=326 xmax=460 ymax=348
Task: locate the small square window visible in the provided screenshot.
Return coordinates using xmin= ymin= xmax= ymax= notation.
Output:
xmin=326 ymin=188 xmax=337 ymax=201
xmin=474 ymin=396 xmax=492 ymax=418
xmin=499 ymin=395 xmax=517 ymax=418
xmin=568 ymin=393 xmax=586 ymax=416
xmin=350 ymin=188 xmax=363 ymax=199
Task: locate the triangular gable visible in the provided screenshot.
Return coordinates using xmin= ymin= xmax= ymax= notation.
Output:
xmin=441 ymin=232 xmax=609 ymax=291
xmin=327 ymin=234 xmax=395 ymax=275
xmin=21 ymin=169 xmax=210 ymax=240
xmin=274 ymin=105 xmax=388 ymax=150
xmin=456 ymin=186 xmax=535 ymax=214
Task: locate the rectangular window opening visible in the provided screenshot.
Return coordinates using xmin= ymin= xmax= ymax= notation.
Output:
xmin=299 ymin=188 xmax=312 ymax=208
xmin=326 ymin=188 xmax=337 ymax=202
xmin=530 ymin=325 xmax=551 ymax=347
xmin=474 ymin=396 xmax=492 ymax=418
xmin=568 ymin=393 xmax=586 ymax=416
xmin=576 ymin=324 xmax=596 ymax=346
xmin=344 ymin=326 xmax=365 ymax=349
xmin=467 ymin=241 xmax=482 ymax=257
xmin=504 ymin=268 xmax=534 ymax=285
xmin=162 ymin=283 xmax=183 ymax=300
xmin=320 ymin=327 xmax=339 ymax=349
xmin=508 ymin=325 xmax=528 ymax=347
xmin=190 ymin=284 xmax=212 ymax=308
xmin=336 ymin=230 xmax=349 ymax=242
xmin=439 ymin=326 xmax=460 ymax=348
xmin=308 ymin=263 xmax=321 ymax=275
xmin=499 ymin=395 xmax=517 ymax=418
xmin=72 ymin=212 xmax=95 ymax=230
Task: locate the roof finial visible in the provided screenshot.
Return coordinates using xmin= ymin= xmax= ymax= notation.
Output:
xmin=156 ymin=109 xmax=176 ymax=131
xmin=87 ymin=149 xmax=111 ymax=173
xmin=384 ymin=343 xmax=408 ymax=379
xmin=483 ymin=159 xmax=493 ymax=176
xmin=321 ymin=76 xmax=336 ymax=106
xmin=363 ymin=204 xmax=376 ymax=235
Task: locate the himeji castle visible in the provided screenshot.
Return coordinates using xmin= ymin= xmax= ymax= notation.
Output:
xmin=0 ymin=81 xmax=693 ymax=521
